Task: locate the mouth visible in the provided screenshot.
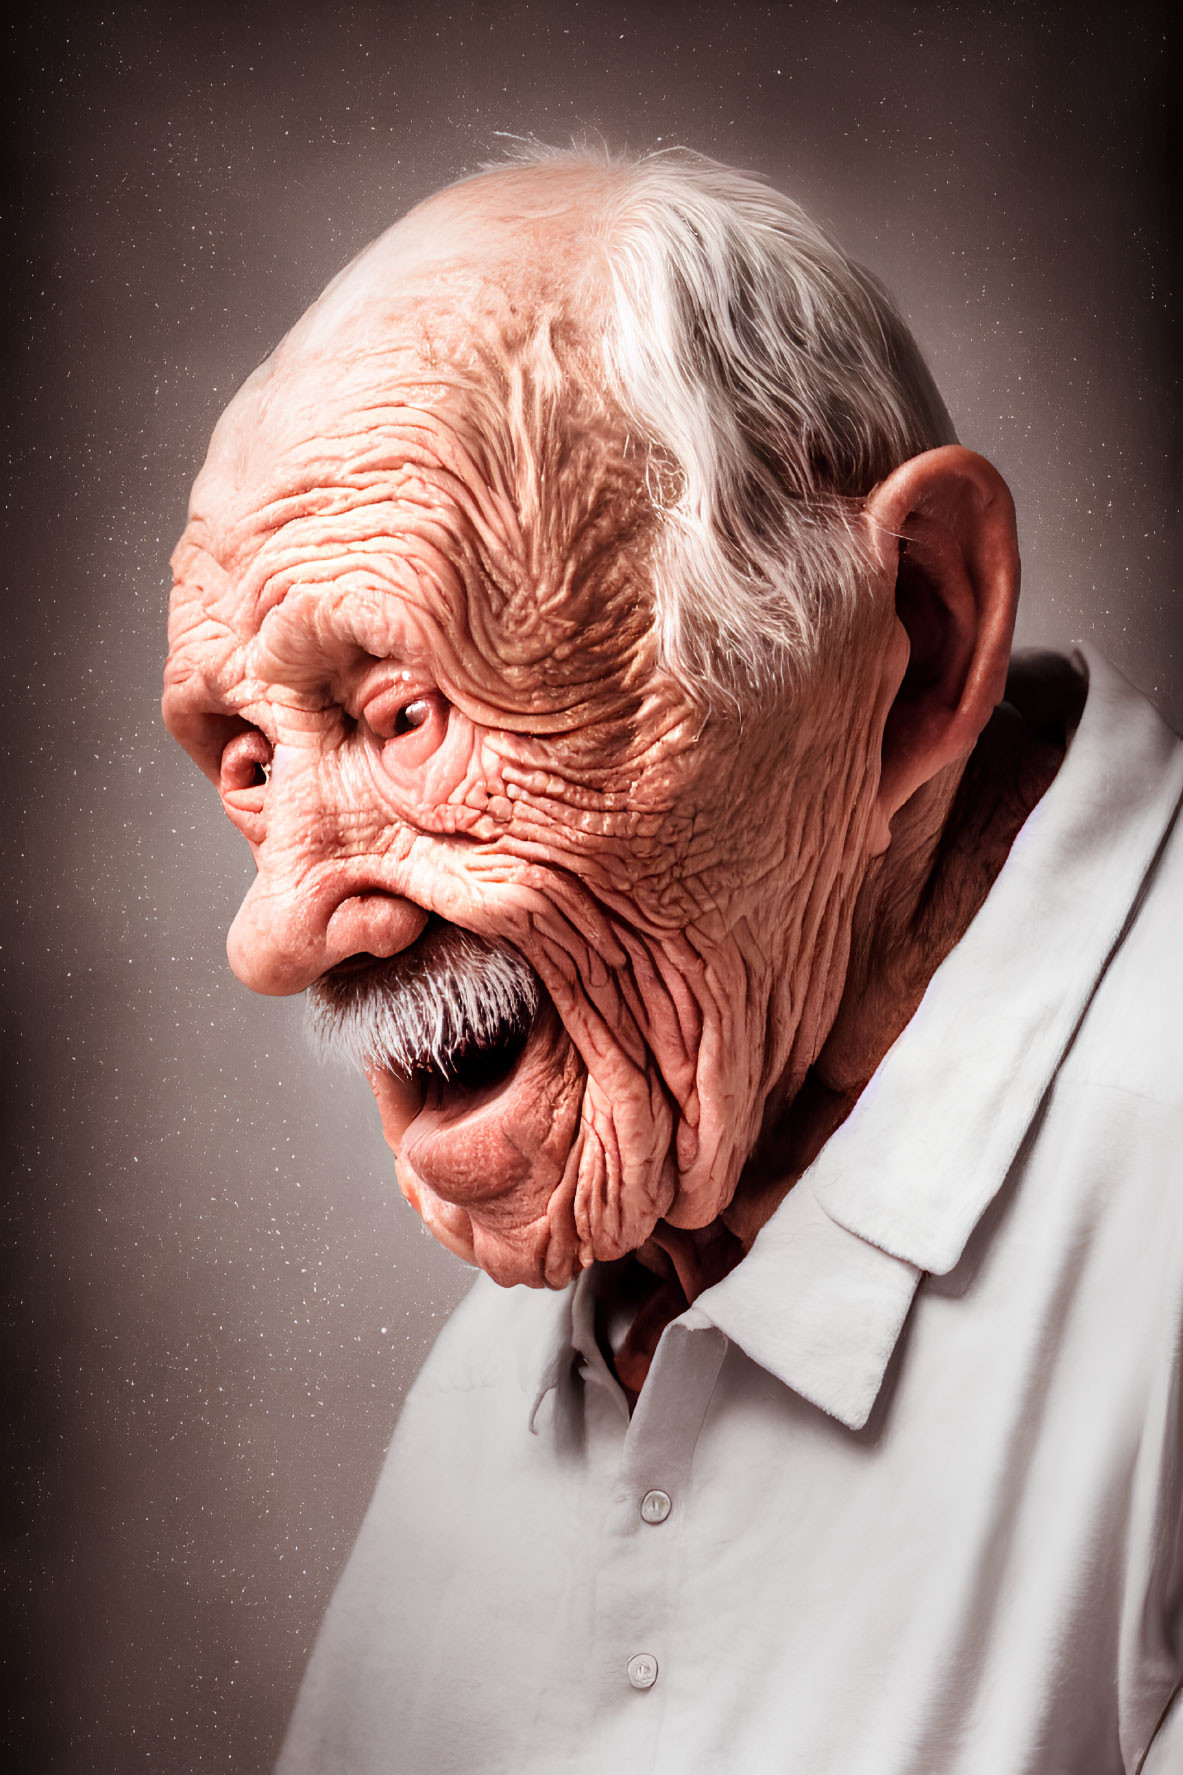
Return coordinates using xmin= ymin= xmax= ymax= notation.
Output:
xmin=359 ymin=983 xmax=543 ymax=1151
xmin=386 ymin=981 xmax=583 ymax=1287
xmin=308 ymin=915 xmax=576 ymax=1180
xmin=414 ymin=993 xmax=535 ymax=1104
xmin=308 ymin=917 xmax=589 ymax=1284
xmin=309 ymin=917 xmax=540 ymax=1087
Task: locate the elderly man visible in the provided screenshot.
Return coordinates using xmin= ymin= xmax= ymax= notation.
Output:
xmin=163 ymin=147 xmax=1183 ymax=1772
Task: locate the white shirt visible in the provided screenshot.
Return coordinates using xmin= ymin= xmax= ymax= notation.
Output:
xmin=276 ymin=650 xmax=1183 ymax=1775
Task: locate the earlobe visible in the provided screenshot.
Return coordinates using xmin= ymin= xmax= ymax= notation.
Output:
xmin=865 ymin=446 xmax=1020 ymax=821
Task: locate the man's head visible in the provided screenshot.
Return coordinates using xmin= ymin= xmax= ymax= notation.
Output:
xmin=163 ymin=145 xmax=1020 ymax=1288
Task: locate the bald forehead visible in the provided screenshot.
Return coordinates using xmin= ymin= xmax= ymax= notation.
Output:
xmin=189 ymin=162 xmax=619 ymax=526
xmin=274 ymin=162 xmax=616 ymax=380
xmin=170 ymin=160 xmax=653 ymax=712
xmin=396 ymin=159 xmax=621 ymax=280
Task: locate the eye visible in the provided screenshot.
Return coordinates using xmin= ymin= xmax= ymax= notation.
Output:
xmin=362 ymin=685 xmax=450 ymax=751
xmin=392 ymin=698 xmax=433 ymax=737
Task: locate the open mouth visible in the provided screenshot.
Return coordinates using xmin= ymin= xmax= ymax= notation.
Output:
xmin=307 ymin=915 xmax=596 ymax=1287
xmin=308 ymin=916 xmax=584 ymax=1251
xmin=415 ymin=997 xmax=535 ymax=1101
xmin=307 ymin=915 xmax=543 ymax=1110
xmin=413 ymin=1015 xmax=525 ymax=1093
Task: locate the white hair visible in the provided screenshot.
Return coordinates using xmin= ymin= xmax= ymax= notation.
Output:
xmin=487 ymin=141 xmax=956 ymax=704
xmin=306 ymin=925 xmax=538 ymax=1081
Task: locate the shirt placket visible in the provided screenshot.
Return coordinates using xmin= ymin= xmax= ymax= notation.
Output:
xmin=574 ymin=1304 xmax=728 ymax=1772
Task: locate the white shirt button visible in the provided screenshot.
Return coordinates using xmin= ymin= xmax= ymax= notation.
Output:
xmin=627 ymin=1652 xmax=659 ymax=1690
xmin=640 ymin=1488 xmax=672 ymax=1524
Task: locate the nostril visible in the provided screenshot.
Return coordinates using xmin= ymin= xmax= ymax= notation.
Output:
xmin=220 ymin=726 xmax=273 ymax=801
xmin=330 ymin=951 xmax=388 ymax=977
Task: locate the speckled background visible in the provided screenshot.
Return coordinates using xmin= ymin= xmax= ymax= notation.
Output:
xmin=4 ymin=2 xmax=1177 ymax=1769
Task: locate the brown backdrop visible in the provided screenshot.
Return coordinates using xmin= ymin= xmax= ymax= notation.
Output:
xmin=4 ymin=2 xmax=1177 ymax=1769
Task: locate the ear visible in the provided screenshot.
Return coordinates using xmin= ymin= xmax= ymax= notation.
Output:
xmin=863 ymin=445 xmax=1020 ymax=824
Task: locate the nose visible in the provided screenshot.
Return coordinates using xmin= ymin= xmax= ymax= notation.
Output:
xmin=227 ymin=877 xmax=428 ymax=995
xmin=225 ymin=748 xmax=428 ymax=995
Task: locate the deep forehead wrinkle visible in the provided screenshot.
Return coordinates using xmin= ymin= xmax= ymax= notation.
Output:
xmin=233 ymin=187 xmax=617 ymax=477
xmin=182 ymin=269 xmax=621 ymax=594
xmin=189 ymin=361 xmax=504 ymax=537
xmin=170 ymin=165 xmax=660 ymax=726
xmin=176 ymin=163 xmax=630 ymax=590
xmin=182 ymin=354 xmax=645 ymax=641
xmin=185 ymin=390 xmax=525 ymax=601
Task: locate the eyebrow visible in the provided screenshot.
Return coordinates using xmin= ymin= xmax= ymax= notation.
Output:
xmin=247 ymin=578 xmax=435 ymax=699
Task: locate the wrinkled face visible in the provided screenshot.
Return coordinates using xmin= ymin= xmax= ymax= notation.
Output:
xmin=163 ymin=188 xmax=894 ymax=1288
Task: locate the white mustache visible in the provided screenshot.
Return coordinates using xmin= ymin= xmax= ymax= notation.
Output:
xmin=305 ymin=922 xmax=539 ymax=1081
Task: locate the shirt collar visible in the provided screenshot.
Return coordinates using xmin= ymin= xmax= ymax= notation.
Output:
xmin=531 ymin=650 xmax=1183 ymax=1435
xmin=696 ymin=647 xmax=1183 ymax=1428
